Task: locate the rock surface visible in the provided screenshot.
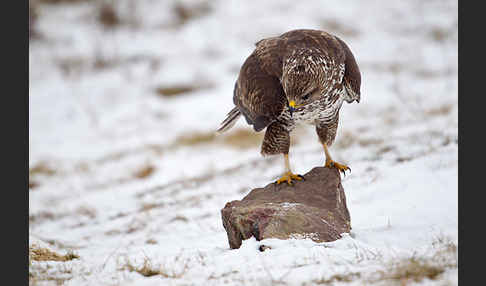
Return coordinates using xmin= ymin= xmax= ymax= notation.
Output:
xmin=221 ymin=167 xmax=351 ymax=249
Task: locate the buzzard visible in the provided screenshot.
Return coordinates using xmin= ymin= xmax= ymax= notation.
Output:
xmin=218 ymin=29 xmax=361 ymax=185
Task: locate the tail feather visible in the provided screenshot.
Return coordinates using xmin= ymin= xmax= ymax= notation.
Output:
xmin=217 ymin=107 xmax=241 ymax=133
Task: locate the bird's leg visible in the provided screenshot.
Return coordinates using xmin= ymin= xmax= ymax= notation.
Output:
xmin=276 ymin=153 xmax=304 ymax=185
xmin=322 ymin=143 xmax=350 ymax=175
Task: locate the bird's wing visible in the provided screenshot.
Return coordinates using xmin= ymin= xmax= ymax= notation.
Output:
xmin=254 ymin=36 xmax=288 ymax=78
xmin=233 ymin=51 xmax=287 ymax=132
xmin=335 ymin=36 xmax=361 ymax=101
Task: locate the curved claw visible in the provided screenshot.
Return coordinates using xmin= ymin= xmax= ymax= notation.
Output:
xmin=276 ymin=171 xmax=304 ymax=186
xmin=325 ymin=160 xmax=351 ymax=176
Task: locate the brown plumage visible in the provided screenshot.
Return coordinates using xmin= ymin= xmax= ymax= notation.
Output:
xmin=218 ymin=29 xmax=361 ymax=184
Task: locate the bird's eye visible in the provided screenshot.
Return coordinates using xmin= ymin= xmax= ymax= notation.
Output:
xmin=302 ymin=93 xmax=310 ymax=100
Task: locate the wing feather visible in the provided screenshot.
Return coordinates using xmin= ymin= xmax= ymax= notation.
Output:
xmin=233 ymin=52 xmax=286 ymax=132
xmin=335 ymin=36 xmax=361 ymax=102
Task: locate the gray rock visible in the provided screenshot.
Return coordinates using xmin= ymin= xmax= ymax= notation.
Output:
xmin=221 ymin=167 xmax=351 ymax=249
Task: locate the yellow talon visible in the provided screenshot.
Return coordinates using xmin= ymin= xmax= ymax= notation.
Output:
xmin=322 ymin=143 xmax=350 ymax=176
xmin=276 ymin=171 xmax=304 ymax=185
xmin=325 ymin=159 xmax=351 ymax=175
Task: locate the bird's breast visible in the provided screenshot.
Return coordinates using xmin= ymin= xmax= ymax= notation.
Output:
xmin=278 ymin=89 xmax=346 ymax=131
xmin=292 ymin=103 xmax=323 ymax=124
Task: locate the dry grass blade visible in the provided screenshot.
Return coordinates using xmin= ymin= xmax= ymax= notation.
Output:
xmin=30 ymin=245 xmax=79 ymax=262
xmin=98 ymin=2 xmax=120 ymax=29
xmin=155 ymin=85 xmax=202 ymax=97
xmin=30 ymin=162 xmax=57 ymax=177
xmin=120 ymin=256 xmax=189 ymax=278
xmin=133 ymin=164 xmax=156 ymax=179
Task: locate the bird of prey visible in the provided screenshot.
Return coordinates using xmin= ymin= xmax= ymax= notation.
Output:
xmin=218 ymin=29 xmax=361 ymax=185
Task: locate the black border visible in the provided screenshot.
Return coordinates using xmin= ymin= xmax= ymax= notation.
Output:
xmin=4 ymin=0 xmax=29 ymax=283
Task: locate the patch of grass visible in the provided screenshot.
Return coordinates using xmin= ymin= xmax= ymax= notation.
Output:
xmin=380 ymin=257 xmax=446 ymax=283
xmin=310 ymin=237 xmax=457 ymax=285
xmin=173 ymin=1 xmax=211 ymax=26
xmin=377 ymin=145 xmax=395 ymax=156
xmin=29 ymin=180 xmax=40 ymax=190
xmin=424 ymin=104 xmax=454 ymax=117
xmin=125 ymin=217 xmax=147 ymax=234
xmin=173 ymin=132 xmax=216 ymax=147
xmin=123 ymin=257 xmax=160 ymax=277
xmin=313 ymin=272 xmax=361 ymax=284
xmin=92 ymin=54 xmax=119 ymax=71
xmin=395 ymin=156 xmax=413 ymax=163
xmin=29 ymin=267 xmax=72 ymax=286
xmin=120 ymin=256 xmax=188 ymax=278
xmin=29 ymin=245 xmax=79 ymax=262
xmin=358 ymin=137 xmax=384 ymax=147
xmin=98 ymin=2 xmax=120 ymax=29
xmin=76 ymin=206 xmax=97 ymax=219
xmin=139 ymin=202 xmax=165 ymax=212
xmin=133 ymin=164 xmax=156 ymax=179
xmin=29 ymin=211 xmax=59 ymax=225
xmin=109 ymin=212 xmax=129 ymax=221
xmin=170 ymin=215 xmax=189 ymax=223
xmin=57 ymin=54 xmax=158 ymax=77
xmin=208 ymin=270 xmax=239 ymax=280
xmin=30 ymin=161 xmax=57 ymax=177
xmin=146 ymin=239 xmax=157 ymax=245
xmin=379 ymin=238 xmax=457 ymax=284
xmin=221 ymin=129 xmax=263 ymax=149
xmin=171 ymin=128 xmax=265 ymax=150
xmin=105 ymin=229 xmax=121 ymax=236
xmin=93 ymin=143 xmax=165 ymax=165
xmin=429 ymin=26 xmax=454 ymax=43
xmin=431 ymin=235 xmax=458 ymax=260
xmin=155 ymin=85 xmax=202 ymax=97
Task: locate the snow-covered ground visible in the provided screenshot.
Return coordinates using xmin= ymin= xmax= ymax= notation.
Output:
xmin=29 ymin=0 xmax=458 ymax=285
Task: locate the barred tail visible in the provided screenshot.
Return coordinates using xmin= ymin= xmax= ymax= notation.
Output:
xmin=217 ymin=107 xmax=241 ymax=133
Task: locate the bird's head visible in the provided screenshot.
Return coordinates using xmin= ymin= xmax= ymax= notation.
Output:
xmin=281 ymin=50 xmax=325 ymax=116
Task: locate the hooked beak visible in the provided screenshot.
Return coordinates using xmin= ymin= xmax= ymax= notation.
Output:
xmin=288 ymin=100 xmax=296 ymax=117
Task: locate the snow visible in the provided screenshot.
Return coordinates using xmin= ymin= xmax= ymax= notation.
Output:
xmin=29 ymin=0 xmax=458 ymax=285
